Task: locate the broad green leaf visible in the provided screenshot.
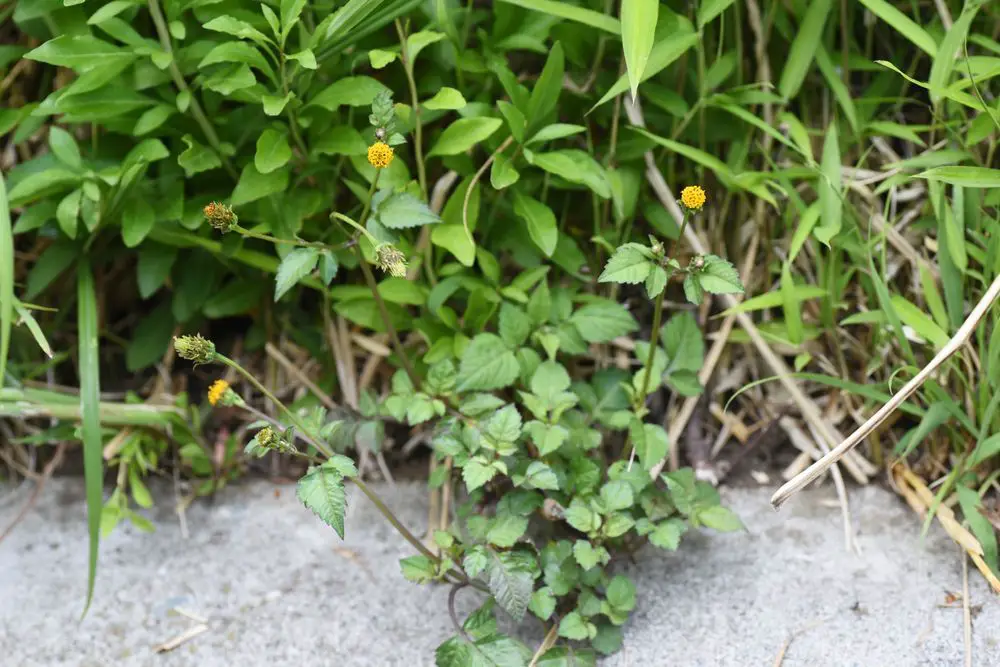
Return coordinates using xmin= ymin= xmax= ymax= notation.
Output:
xmin=697 ymin=255 xmax=743 ymax=294
xmin=631 ymin=421 xmax=668 ymax=471
xmin=513 ymin=192 xmax=557 ymax=256
xmin=621 ymin=0 xmax=657 ymax=99
xmin=598 ymin=243 xmax=652 ymax=284
xmin=486 ymin=550 xmax=534 ymax=621
xmin=559 ymin=612 xmax=596 ymax=640
xmin=600 ymin=480 xmax=634 ymax=511
xmin=199 ymin=41 xmax=275 ymax=80
xmin=297 ymin=463 xmax=348 ymax=539
xmin=310 ymin=76 xmax=389 ymax=110
xmin=463 ymin=459 xmax=498 ymax=491
xmin=490 ymin=154 xmax=520 ymax=189
xmin=274 ymin=248 xmax=319 ymax=301
xmin=570 ymin=300 xmax=638 ymax=343
xmin=916 ymin=166 xmax=1000 ymax=188
xmin=428 ymin=117 xmax=502 ymax=157
xmin=406 ymin=30 xmax=445 ymax=66
xmin=814 ymin=121 xmax=841 ymax=246
xmin=25 ymin=35 xmax=132 ymax=71
xmin=697 ymin=506 xmax=743 ymax=532
xmin=606 ymin=575 xmax=636 ymax=611
xmin=177 ymin=135 xmax=221 ymax=177
xmin=8 ymin=168 xmax=80 ymax=207
xmin=262 ymin=92 xmax=294 ymax=116
xmin=526 ymin=123 xmax=586 ymax=145
xmin=457 ymin=333 xmax=520 ymax=391
xmin=424 ymin=87 xmax=466 ymax=110
xmin=431 ymin=224 xmax=476 ymax=266
xmin=778 ymin=0 xmax=832 ymax=100
xmin=202 ymin=15 xmax=272 ymax=45
xmin=287 ymin=49 xmax=317 ymax=69
xmin=49 ymin=126 xmax=82 ymax=168
xmin=231 ymin=163 xmax=289 ymax=206
xmin=649 ymin=519 xmax=684 ymax=550
xmin=889 ymin=295 xmax=949 ymax=348
xmin=376 ymin=191 xmax=441 ymax=228
xmin=255 ymin=128 xmax=292 ymax=174
xmin=313 ymin=126 xmax=367 ymax=156
xmin=855 ymin=0 xmax=937 ymax=55
xmin=121 ymin=196 xmax=155 ymax=248
xmin=662 ymin=311 xmax=703 ymax=373
xmin=497 ymin=0 xmax=621 ymax=34
xmin=203 ymin=62 xmax=256 ymax=95
xmin=529 ymin=150 xmax=611 ymax=198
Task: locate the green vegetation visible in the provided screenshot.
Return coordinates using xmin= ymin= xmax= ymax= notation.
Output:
xmin=2 ymin=0 xmax=1000 ymax=662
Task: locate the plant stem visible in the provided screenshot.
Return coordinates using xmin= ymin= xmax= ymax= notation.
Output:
xmin=352 ymin=476 xmax=439 ymax=560
xmin=147 ymin=0 xmax=237 ymax=180
xmin=394 ymin=20 xmax=427 ymax=200
xmin=235 ymin=227 xmax=345 ymax=251
xmin=638 ymin=288 xmax=666 ymax=404
xmin=354 ymin=247 xmax=421 ymax=388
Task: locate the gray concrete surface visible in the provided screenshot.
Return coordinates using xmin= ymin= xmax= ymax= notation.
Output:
xmin=1 ymin=478 xmax=997 ymax=666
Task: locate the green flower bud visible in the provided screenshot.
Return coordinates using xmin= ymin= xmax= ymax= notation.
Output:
xmin=173 ymin=334 xmax=217 ymax=365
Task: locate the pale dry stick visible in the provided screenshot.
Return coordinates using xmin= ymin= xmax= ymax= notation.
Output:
xmin=625 ymin=97 xmax=857 ymax=503
xmin=655 ymin=230 xmax=758 ymax=475
xmin=265 ymin=342 xmax=338 ymax=411
xmin=528 ymin=621 xmax=561 ymax=667
xmin=772 ymin=273 xmax=1000 ymax=509
xmin=962 ymin=550 xmax=972 ymax=667
xmin=153 ymin=624 xmax=209 ymax=653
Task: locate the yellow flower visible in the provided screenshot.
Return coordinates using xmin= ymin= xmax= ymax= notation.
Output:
xmin=680 ymin=185 xmax=706 ymax=211
xmin=207 ymin=379 xmax=230 ymax=407
xmin=367 ymin=141 xmax=394 ymax=169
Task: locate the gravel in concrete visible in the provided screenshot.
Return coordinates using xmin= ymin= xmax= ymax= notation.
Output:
xmin=1 ymin=479 xmax=996 ymax=666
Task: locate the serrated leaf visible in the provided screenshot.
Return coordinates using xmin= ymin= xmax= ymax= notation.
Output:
xmin=463 ymin=459 xmax=498 ymax=492
xmin=598 ymin=243 xmax=652 ymax=284
xmin=457 ymin=333 xmax=520 ymax=391
xmin=649 ymin=518 xmax=684 ymax=550
xmin=697 ymin=255 xmax=744 ymax=295
xmin=274 ymin=248 xmax=318 ymax=301
xmin=376 ymin=191 xmax=441 ymax=229
xmin=297 ymin=464 xmax=347 ymax=539
xmin=569 ymin=300 xmax=638 ymax=343
xmin=487 ymin=550 xmax=534 ymax=621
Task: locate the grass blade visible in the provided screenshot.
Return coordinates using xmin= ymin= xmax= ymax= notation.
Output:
xmin=778 ymin=0 xmax=832 ymax=100
xmin=928 ymin=3 xmax=983 ymax=105
xmin=855 ymin=0 xmax=937 ymax=56
xmin=621 ymin=0 xmax=657 ymax=99
xmin=496 ymin=0 xmax=620 ymax=34
xmin=0 ymin=173 xmax=11 ymax=386
xmin=814 ymin=121 xmax=841 ymax=245
xmin=77 ymin=260 xmax=103 ymax=617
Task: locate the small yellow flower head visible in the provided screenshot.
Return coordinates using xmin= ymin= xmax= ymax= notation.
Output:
xmin=375 ymin=244 xmax=407 ymax=278
xmin=680 ymin=185 xmax=706 ymax=211
xmin=173 ymin=334 xmax=216 ymax=365
xmin=207 ymin=379 xmax=243 ymax=407
xmin=367 ymin=141 xmax=394 ymax=169
xmin=203 ymin=201 xmax=237 ymax=233
xmin=256 ymin=426 xmax=278 ymax=448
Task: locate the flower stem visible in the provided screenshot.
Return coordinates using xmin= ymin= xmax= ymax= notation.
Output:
xmin=354 ymin=247 xmax=421 ymax=389
xmin=394 ymin=20 xmax=427 ymax=200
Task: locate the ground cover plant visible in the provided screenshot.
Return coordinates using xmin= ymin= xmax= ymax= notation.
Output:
xmin=2 ymin=0 xmax=1000 ymax=662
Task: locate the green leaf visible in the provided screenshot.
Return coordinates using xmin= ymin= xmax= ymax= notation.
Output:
xmin=202 ymin=15 xmax=271 ymax=44
xmin=287 ymin=49 xmax=317 ymax=69
xmin=662 ymin=311 xmax=704 ymax=373
xmin=697 ymin=505 xmax=743 ymax=532
xmin=313 ymin=125 xmax=368 ymax=156
xmin=134 ymin=106 xmax=174 ymax=135
xmin=521 ymin=461 xmax=560 ymax=490
xmin=0 ymin=175 xmax=12 ymax=439
xmin=424 ymin=87 xmax=466 ymax=110
xmin=697 ymin=254 xmax=744 ymax=295
xmin=499 ymin=302 xmax=532 ymax=347
xmin=56 ymin=190 xmax=81 ymax=239
xmin=49 ymin=126 xmax=82 ymax=168
xmin=255 ymin=128 xmax=292 ymax=174
xmin=530 ymin=587 xmax=557 ymax=620
xmin=487 ymin=515 xmax=529 ymax=547
xmin=177 ymin=135 xmax=221 ymax=177
xmin=526 ymin=42 xmax=564 ymax=134
xmin=77 ymin=261 xmax=103 ymax=616
xmin=916 ymin=166 xmax=1000 ymax=188
xmin=487 ymin=550 xmax=534 ymax=621
xmin=406 ymin=30 xmax=445 ymax=65
xmin=778 ymin=0 xmax=833 ymax=100
xmin=231 ymin=163 xmax=289 ymax=206
xmin=697 ymin=0 xmax=736 ymax=28
xmin=598 ymin=243 xmax=652 ymax=284
xmin=25 ymin=35 xmax=132 ymax=71
xmin=126 ymin=302 xmax=173 ymax=371
xmin=570 ymin=300 xmax=638 ymax=343
xmin=559 ymin=611 xmax=595 ymax=640
xmin=490 ymin=154 xmax=520 ymax=189
xmin=274 ymin=248 xmax=319 ymax=301
xmin=631 ymin=421 xmax=668 ymax=471
xmin=526 ymin=123 xmax=586 ymax=145
xmin=513 ymin=192 xmax=557 ymax=257
xmin=497 ymin=0 xmax=621 ymax=34
xmin=121 ymin=196 xmax=155 ymax=248
xmin=956 ymin=485 xmax=999 ymax=574
xmin=592 ymin=31 xmax=698 ymax=110
xmin=262 ymin=92 xmax=294 ymax=116
xmin=297 ymin=462 xmax=348 ymax=539
xmin=368 ymin=48 xmax=397 ymax=68
xmin=457 ymin=333 xmax=520 ymax=391
xmin=432 ymin=223 xmax=476 ymax=266
xmin=8 ymin=168 xmax=80 ymax=207
xmin=376 ymin=191 xmax=441 ymax=228
xmin=855 ymin=0 xmax=937 ymax=55
xmin=531 ymin=360 xmax=571 ymax=399
xmin=428 ymin=117 xmax=503 ymax=157
xmin=606 ymin=575 xmax=636 ymax=611
xmin=649 ymin=518 xmax=684 ymax=550
xmin=929 ymin=5 xmax=982 ymax=105
xmin=400 ymin=555 xmax=436 ymax=583
xmin=199 ymin=42 xmax=274 ymax=80
xmin=573 ymin=540 xmax=601 ymax=570
xmin=814 ymin=121 xmax=841 ymax=245
xmin=310 ymin=76 xmax=389 ymax=110
xmin=621 ymin=0 xmax=657 ymax=99
xmin=203 ymin=62 xmax=256 ymax=95
xmin=564 ymin=499 xmax=599 ymax=533
xmin=529 ymin=150 xmax=611 ymax=198
xmin=463 ymin=459 xmax=498 ymax=492
xmin=487 ymin=405 xmax=523 ymax=442
xmin=600 ymin=480 xmax=634 ymax=511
